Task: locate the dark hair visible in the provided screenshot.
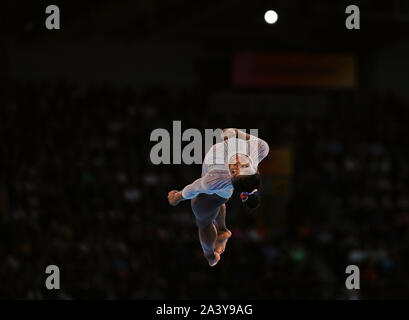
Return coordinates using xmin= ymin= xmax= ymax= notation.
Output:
xmin=231 ymin=173 xmax=261 ymax=210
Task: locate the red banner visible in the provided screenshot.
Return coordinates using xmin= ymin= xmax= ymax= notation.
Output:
xmin=232 ymin=52 xmax=356 ymax=88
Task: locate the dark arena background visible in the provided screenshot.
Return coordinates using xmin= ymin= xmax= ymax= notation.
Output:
xmin=1 ymin=0 xmax=409 ymax=302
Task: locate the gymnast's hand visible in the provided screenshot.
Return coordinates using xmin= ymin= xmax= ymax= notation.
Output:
xmin=221 ymin=128 xmax=238 ymax=140
xmin=221 ymin=128 xmax=251 ymax=141
xmin=168 ymin=190 xmax=184 ymax=206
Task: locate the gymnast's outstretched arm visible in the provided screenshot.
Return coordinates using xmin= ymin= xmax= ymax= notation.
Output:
xmin=168 ymin=176 xmax=206 ymax=206
xmin=222 ymin=128 xmax=270 ymax=163
xmin=168 ymin=171 xmax=228 ymax=206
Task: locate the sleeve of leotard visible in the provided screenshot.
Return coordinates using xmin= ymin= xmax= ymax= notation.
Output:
xmin=245 ymin=133 xmax=269 ymax=165
xmin=181 ymin=177 xmax=207 ymax=199
xmin=181 ymin=171 xmax=231 ymax=199
xmin=255 ymin=136 xmax=270 ymax=163
xmin=222 ymin=129 xmax=269 ymax=166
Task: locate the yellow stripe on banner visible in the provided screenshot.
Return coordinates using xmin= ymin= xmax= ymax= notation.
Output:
xmin=259 ymin=147 xmax=293 ymax=177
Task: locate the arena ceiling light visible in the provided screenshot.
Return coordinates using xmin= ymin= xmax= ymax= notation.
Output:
xmin=264 ymin=10 xmax=278 ymax=24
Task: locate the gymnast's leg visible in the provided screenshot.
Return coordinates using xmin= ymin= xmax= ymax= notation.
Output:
xmin=191 ymin=194 xmax=227 ymax=267
xmin=213 ymin=204 xmax=232 ymax=255
xmin=198 ymin=222 xmax=220 ymax=267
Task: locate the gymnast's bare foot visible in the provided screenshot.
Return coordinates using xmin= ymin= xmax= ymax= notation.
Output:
xmin=204 ymin=251 xmax=220 ymax=267
xmin=215 ymin=230 xmax=232 ymax=255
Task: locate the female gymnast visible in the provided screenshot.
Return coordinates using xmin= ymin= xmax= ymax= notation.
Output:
xmin=168 ymin=128 xmax=269 ymax=267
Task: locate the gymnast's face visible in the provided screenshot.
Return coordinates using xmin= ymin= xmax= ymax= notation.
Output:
xmin=229 ymin=154 xmax=252 ymax=177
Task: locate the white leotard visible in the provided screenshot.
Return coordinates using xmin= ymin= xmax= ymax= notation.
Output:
xmin=181 ymin=133 xmax=269 ymax=200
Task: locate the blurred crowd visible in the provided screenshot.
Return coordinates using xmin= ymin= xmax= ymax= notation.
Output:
xmin=1 ymin=81 xmax=409 ymax=299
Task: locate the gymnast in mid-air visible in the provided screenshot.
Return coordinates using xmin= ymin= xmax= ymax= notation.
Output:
xmin=168 ymin=128 xmax=270 ymax=267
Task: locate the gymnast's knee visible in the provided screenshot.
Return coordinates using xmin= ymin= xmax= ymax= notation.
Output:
xmin=195 ymin=217 xmax=214 ymax=229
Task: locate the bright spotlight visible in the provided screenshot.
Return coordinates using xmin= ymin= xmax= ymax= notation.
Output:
xmin=264 ymin=10 xmax=278 ymax=24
